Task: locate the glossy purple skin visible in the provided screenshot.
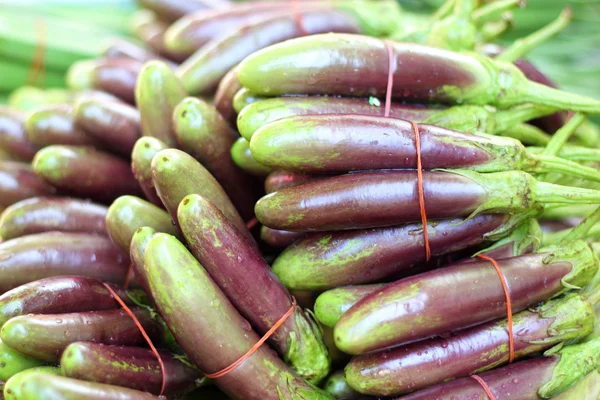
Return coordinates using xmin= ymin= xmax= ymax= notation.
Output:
xmin=142 ymin=234 xmax=323 ymax=400
xmin=172 ymin=98 xmax=257 ymax=221
xmin=260 ymin=226 xmax=304 ymax=248
xmin=61 ymin=343 xmax=201 ymax=395
xmin=25 ymin=105 xmax=96 ymax=147
xmin=138 ymin=0 xmax=229 ymax=22
xmin=34 ymin=146 xmax=143 ymax=204
xmin=177 ymin=9 xmax=361 ymax=95
xmin=102 ymin=39 xmax=165 ymax=63
xmin=89 ymin=58 xmax=144 ymax=104
xmin=251 ymin=115 xmax=496 ymax=172
xmin=75 ymin=99 xmax=141 ymax=157
xmin=167 ymin=2 xmax=324 ymax=57
xmin=0 ymin=232 xmax=129 ymax=293
xmin=264 ymin=170 xmax=326 ymax=193
xmin=214 ymin=65 xmax=242 ymax=124
xmin=178 ymin=195 xmax=303 ymax=360
xmin=398 ymin=356 xmax=557 ymax=400
xmin=0 ymin=276 xmax=131 ymax=326
xmin=12 ymin=372 xmax=162 ymax=400
xmin=0 ymin=308 xmax=160 ymax=362
xmin=345 ymin=309 xmax=565 ymax=396
xmin=0 ymin=196 xmax=108 ymax=240
xmin=0 ymin=162 xmax=56 ymax=208
xmin=239 ymin=34 xmax=478 ymax=101
xmin=256 ymin=170 xmax=487 ymax=231
xmin=0 ymin=107 xmax=39 ymax=161
xmin=336 ymin=252 xmax=571 ymax=354
xmin=514 ymin=59 xmax=567 ymax=134
xmin=272 ymin=215 xmax=508 ymax=290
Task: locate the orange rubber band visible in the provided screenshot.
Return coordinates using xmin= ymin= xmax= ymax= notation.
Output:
xmin=384 ymin=40 xmax=395 ymax=118
xmin=28 ymin=19 xmax=47 ymax=87
xmin=383 ymin=40 xmax=430 ymax=261
xmin=471 ymin=375 xmax=496 ymax=400
xmin=205 ymin=296 xmax=297 ymax=380
xmin=246 ymin=217 xmax=259 ymax=230
xmin=411 ymin=121 xmax=431 ymax=261
xmin=292 ymin=0 xmax=308 ymax=36
xmin=123 ymin=263 xmax=134 ymax=290
xmin=102 ymin=283 xmax=166 ymax=396
xmin=477 ymin=254 xmax=514 ymax=363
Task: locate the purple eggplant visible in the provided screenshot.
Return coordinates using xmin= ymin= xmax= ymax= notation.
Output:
xmin=0 ymin=197 xmax=107 ymax=240
xmin=0 ymin=162 xmax=56 ymax=209
xmin=32 ymin=145 xmax=142 ymax=204
xmin=0 ymin=308 xmax=162 ymax=362
xmin=178 ymin=194 xmax=330 ymax=383
xmin=0 ymin=107 xmax=39 ymax=162
xmin=0 ymin=276 xmax=136 ymax=326
xmin=0 ymin=232 xmax=129 ymax=293
xmin=74 ymin=99 xmax=141 ymax=157
xmin=68 ymin=58 xmax=144 ymax=104
xmin=61 ymin=342 xmax=203 ymax=396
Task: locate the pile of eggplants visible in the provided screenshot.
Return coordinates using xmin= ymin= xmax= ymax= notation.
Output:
xmin=1 ymin=0 xmax=600 ymax=399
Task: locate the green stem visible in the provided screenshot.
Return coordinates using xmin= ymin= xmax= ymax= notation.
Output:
xmin=543 ymin=113 xmax=587 ymax=156
xmin=516 ymin=81 xmax=600 ymax=113
xmin=431 ymin=0 xmax=455 ymax=21
xmin=497 ymin=8 xmax=573 ymax=62
xmin=526 ymin=154 xmax=600 ymax=184
xmin=498 ymin=123 xmax=551 ymax=146
xmin=452 ymin=0 xmax=476 ymax=18
xmin=534 ymin=181 xmax=600 ymax=204
xmin=494 ymin=104 xmax=558 ymax=132
xmin=564 ymin=206 xmax=600 ymax=242
xmin=528 ymin=145 xmax=600 ymax=162
xmin=479 ymin=18 xmax=512 ymax=43
xmin=542 ymin=204 xmax=598 ymax=219
xmin=473 ymin=0 xmax=523 ymax=25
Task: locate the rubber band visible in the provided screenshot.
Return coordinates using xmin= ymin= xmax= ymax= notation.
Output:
xmin=477 ymin=254 xmax=514 ymax=363
xmin=382 ymin=40 xmax=431 ymax=261
xmin=246 ymin=217 xmax=259 ymax=230
xmin=123 ymin=263 xmax=134 ymax=289
xmin=411 ymin=121 xmax=431 ymax=261
xmin=292 ymin=0 xmax=308 ymax=36
xmin=101 ymin=283 xmax=166 ymax=396
xmin=383 ymin=40 xmax=395 ymax=118
xmin=28 ymin=19 xmax=47 ymax=86
xmin=205 ymin=296 xmax=297 ymax=380
xmin=471 ymin=375 xmax=496 ymax=400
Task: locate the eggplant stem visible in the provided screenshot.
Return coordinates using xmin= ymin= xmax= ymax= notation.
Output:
xmin=518 ymin=81 xmax=600 ymax=113
xmin=543 ymin=113 xmax=587 ymax=156
xmin=495 ymin=104 xmax=557 ymax=132
xmin=534 ymin=181 xmax=600 ymax=204
xmin=473 ymin=0 xmax=523 ymax=25
xmin=498 ymin=7 xmax=572 ymax=62
xmin=431 ymin=0 xmax=455 ymax=21
xmin=528 ymin=154 xmax=600 ymax=183
xmin=479 ymin=18 xmax=512 ymax=42
xmin=564 ymin=206 xmax=600 ymax=241
xmin=498 ymin=123 xmax=551 ymax=146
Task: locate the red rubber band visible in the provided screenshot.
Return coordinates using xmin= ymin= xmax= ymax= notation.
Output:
xmin=205 ymin=296 xmax=297 ymax=380
xmin=383 ymin=40 xmax=431 ymax=261
xmin=123 ymin=263 xmax=134 ymax=290
xmin=411 ymin=121 xmax=430 ymax=261
xmin=477 ymin=254 xmax=514 ymax=363
xmin=246 ymin=217 xmax=259 ymax=230
xmin=384 ymin=40 xmax=395 ymax=118
xmin=102 ymin=283 xmax=166 ymax=396
xmin=292 ymin=0 xmax=308 ymax=36
xmin=28 ymin=19 xmax=47 ymax=86
xmin=471 ymin=375 xmax=496 ymax=400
